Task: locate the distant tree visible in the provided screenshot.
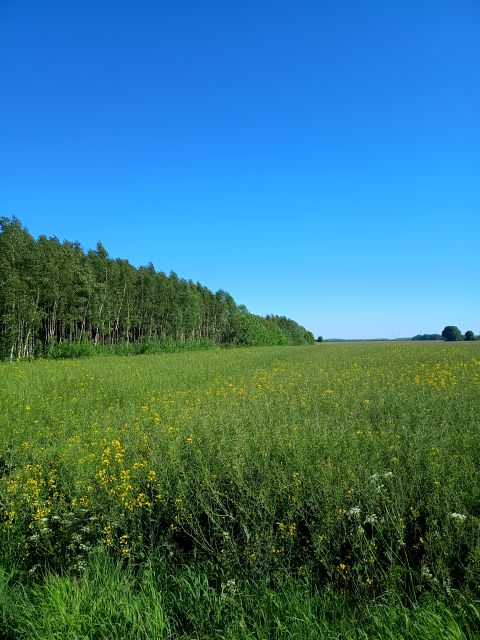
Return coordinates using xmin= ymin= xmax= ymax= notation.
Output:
xmin=411 ymin=334 xmax=443 ymax=341
xmin=441 ymin=326 xmax=463 ymax=341
xmin=464 ymin=330 xmax=475 ymax=341
xmin=317 ymin=336 xmax=324 ymax=342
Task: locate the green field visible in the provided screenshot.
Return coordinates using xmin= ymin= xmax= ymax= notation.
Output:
xmin=1 ymin=342 xmax=479 ymax=639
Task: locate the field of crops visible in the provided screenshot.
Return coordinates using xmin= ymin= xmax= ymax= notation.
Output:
xmin=1 ymin=342 xmax=479 ymax=639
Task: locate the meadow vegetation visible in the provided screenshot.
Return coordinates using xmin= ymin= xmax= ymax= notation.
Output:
xmin=0 ymin=341 xmax=479 ymax=638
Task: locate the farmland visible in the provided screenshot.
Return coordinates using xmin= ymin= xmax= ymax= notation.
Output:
xmin=1 ymin=342 xmax=479 ymax=638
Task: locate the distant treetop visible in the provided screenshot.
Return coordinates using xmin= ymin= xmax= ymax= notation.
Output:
xmin=441 ymin=326 xmax=463 ymax=342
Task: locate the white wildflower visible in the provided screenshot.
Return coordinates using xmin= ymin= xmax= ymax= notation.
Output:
xmin=365 ymin=514 xmax=378 ymax=525
xmin=73 ymin=559 xmax=87 ymax=572
xmin=421 ymin=565 xmax=433 ymax=580
xmin=348 ymin=506 xmax=361 ymax=517
xmin=451 ymin=512 xmax=466 ymax=521
xmin=221 ymin=578 xmax=238 ymax=599
xmin=368 ymin=474 xmax=385 ymax=492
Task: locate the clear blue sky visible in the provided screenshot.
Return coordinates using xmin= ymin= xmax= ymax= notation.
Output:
xmin=1 ymin=1 xmax=479 ymax=339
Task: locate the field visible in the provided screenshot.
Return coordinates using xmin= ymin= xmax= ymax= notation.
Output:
xmin=1 ymin=342 xmax=479 ymax=639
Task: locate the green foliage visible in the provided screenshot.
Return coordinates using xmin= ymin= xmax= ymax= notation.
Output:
xmin=2 ymin=344 xmax=480 ymax=577
xmin=411 ymin=334 xmax=443 ymax=341
xmin=1 ymin=341 xmax=480 ymax=636
xmin=266 ymin=315 xmax=315 ymax=345
xmin=35 ymin=337 xmax=220 ymax=359
xmin=0 ymin=218 xmax=313 ymax=358
xmin=442 ymin=326 xmax=463 ymax=341
xmin=1 ymin=556 xmax=478 ymax=639
xmin=317 ymin=336 xmax=324 ymax=342
xmin=464 ymin=330 xmax=476 ymax=342
xmin=43 ymin=338 xmax=98 ymax=359
xmin=235 ymin=312 xmax=292 ymax=346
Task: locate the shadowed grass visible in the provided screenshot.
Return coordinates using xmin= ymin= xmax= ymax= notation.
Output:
xmin=1 ymin=554 xmax=478 ymax=639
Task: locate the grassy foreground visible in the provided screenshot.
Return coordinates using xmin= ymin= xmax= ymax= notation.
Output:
xmin=1 ymin=342 xmax=479 ymax=638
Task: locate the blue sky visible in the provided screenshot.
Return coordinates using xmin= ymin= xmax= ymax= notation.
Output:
xmin=1 ymin=0 xmax=479 ymax=339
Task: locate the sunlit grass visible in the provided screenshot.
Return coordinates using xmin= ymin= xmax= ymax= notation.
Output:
xmin=1 ymin=342 xmax=479 ymax=637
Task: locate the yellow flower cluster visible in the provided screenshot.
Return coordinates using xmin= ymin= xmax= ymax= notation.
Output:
xmin=96 ymin=438 xmax=156 ymax=511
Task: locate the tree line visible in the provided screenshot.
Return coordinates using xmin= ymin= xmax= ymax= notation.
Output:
xmin=412 ymin=326 xmax=478 ymax=342
xmin=0 ymin=217 xmax=314 ymax=360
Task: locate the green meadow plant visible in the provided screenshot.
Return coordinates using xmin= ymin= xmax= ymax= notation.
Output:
xmin=0 ymin=341 xmax=479 ymax=637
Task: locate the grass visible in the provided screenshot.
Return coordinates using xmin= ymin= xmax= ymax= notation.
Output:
xmin=1 ymin=342 xmax=479 ymax=637
xmin=0 ymin=556 xmax=478 ymax=639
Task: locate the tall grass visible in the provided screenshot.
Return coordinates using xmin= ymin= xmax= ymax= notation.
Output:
xmin=41 ymin=337 xmax=218 ymax=359
xmin=1 ymin=342 xmax=479 ymax=637
xmin=1 ymin=554 xmax=478 ymax=639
